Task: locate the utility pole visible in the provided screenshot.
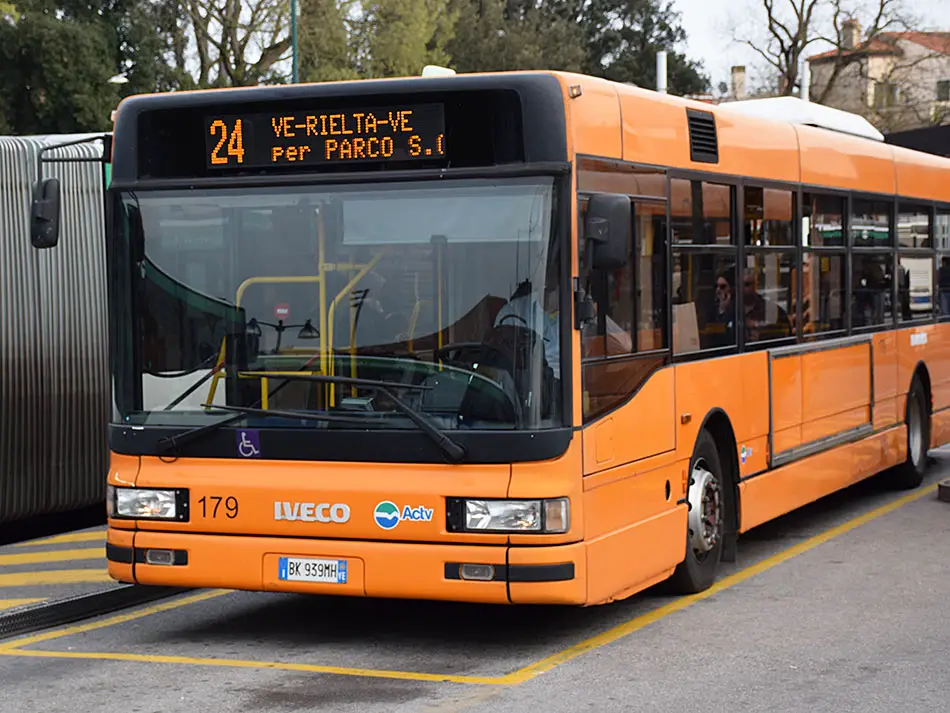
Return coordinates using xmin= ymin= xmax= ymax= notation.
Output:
xmin=291 ymin=0 xmax=299 ymax=83
xmin=656 ymin=51 xmax=668 ymax=94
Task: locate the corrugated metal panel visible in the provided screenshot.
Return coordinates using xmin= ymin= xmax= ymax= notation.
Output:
xmin=0 ymin=135 xmax=109 ymax=523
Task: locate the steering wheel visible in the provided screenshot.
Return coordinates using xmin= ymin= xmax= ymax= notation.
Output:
xmin=496 ymin=313 xmax=529 ymax=328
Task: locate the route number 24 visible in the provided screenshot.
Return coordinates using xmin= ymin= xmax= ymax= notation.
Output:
xmin=209 ymin=119 xmax=245 ymax=165
xmin=197 ymin=495 xmax=239 ymax=519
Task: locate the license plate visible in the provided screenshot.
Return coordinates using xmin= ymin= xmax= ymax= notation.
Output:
xmin=278 ymin=556 xmax=348 ymax=584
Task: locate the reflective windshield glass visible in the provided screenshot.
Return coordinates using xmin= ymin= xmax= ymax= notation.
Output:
xmin=115 ymin=177 xmax=563 ymax=431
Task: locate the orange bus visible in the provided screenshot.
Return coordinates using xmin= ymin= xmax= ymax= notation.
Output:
xmin=30 ymin=70 xmax=950 ymax=605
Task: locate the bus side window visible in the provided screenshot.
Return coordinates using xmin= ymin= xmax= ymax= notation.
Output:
xmin=802 ymin=193 xmax=846 ymax=335
xmin=743 ymin=186 xmax=796 ymax=346
xmin=578 ymin=189 xmax=671 ymax=422
xmin=671 ymin=179 xmax=737 ymax=354
xmin=897 ymin=203 xmax=934 ymax=323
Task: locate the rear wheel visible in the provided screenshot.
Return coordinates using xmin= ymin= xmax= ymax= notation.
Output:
xmin=669 ymin=430 xmax=725 ymax=594
xmin=892 ymin=375 xmax=929 ymax=490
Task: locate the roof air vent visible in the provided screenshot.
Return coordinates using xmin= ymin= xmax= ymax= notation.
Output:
xmin=687 ymin=109 xmax=719 ymax=164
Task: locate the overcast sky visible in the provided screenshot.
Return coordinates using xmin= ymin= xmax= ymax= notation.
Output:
xmin=669 ymin=0 xmax=950 ymax=91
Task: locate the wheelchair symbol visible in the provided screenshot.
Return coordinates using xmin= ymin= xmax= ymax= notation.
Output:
xmin=237 ymin=431 xmax=260 ymax=458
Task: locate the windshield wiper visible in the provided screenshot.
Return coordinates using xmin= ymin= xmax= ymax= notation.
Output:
xmin=156 ymin=355 xmax=328 ymax=451
xmin=156 ymin=411 xmax=246 ymax=454
xmin=238 ymin=372 xmax=465 ymax=464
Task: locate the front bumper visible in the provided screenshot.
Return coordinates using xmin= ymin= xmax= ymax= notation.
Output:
xmin=107 ymin=529 xmax=588 ymax=605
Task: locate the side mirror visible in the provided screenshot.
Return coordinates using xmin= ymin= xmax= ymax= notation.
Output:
xmin=30 ymin=178 xmax=61 ymax=249
xmin=586 ymin=193 xmax=631 ymax=270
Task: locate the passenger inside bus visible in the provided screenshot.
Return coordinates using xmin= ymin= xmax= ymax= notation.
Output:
xmin=742 ymin=267 xmax=791 ymax=341
xmin=705 ymin=268 xmax=736 ymax=348
xmin=939 ymin=256 xmax=950 ymax=314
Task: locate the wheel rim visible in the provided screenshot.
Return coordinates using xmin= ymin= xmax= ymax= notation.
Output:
xmin=909 ymin=393 xmax=924 ymax=469
xmin=687 ymin=458 xmax=722 ymax=558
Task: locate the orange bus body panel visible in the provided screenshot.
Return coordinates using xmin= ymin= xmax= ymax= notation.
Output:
xmin=581 ymin=367 xmax=676 ymax=476
xmin=797 ymin=124 xmax=896 ymax=194
xmin=106 ymin=527 xmax=134 ymax=583
xmin=891 ymin=145 xmax=950 ymax=203
xmin=739 ymin=426 xmax=905 ymax=531
xmin=508 ymin=438 xmax=584 ymax=547
xmin=873 ymin=332 xmax=899 ymax=430
xmin=554 ymin=74 xmax=622 ymax=160
xmin=800 ymin=343 xmax=871 ymax=443
xmin=905 ymin=325 xmax=950 ymax=412
xmin=581 ymin=460 xmax=685 ymax=605
xmin=583 ymin=506 xmax=682 ymax=605
xmin=508 ymin=542 xmax=588 ymax=604
xmin=673 ymin=353 xmax=770 ymax=478
xmin=771 ymin=354 xmax=803 ymax=454
xmin=615 ymin=87 xmax=801 ymax=183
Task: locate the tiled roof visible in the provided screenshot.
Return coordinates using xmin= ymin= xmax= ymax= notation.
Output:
xmin=807 ymin=32 xmax=950 ymax=62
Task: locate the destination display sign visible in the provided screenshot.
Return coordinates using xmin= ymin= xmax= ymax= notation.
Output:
xmin=203 ymin=103 xmax=446 ymax=169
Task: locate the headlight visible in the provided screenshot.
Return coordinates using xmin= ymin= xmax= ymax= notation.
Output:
xmin=110 ymin=487 xmax=186 ymax=520
xmin=451 ymin=497 xmax=570 ymax=533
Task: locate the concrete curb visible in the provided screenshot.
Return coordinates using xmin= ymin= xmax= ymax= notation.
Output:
xmin=0 ymin=584 xmax=188 ymax=641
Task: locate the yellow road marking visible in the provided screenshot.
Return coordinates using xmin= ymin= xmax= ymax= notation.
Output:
xmin=0 ymin=548 xmax=105 ymax=567
xmin=14 ymin=531 xmax=105 ymax=547
xmin=497 ymin=482 xmax=940 ymax=685
xmin=0 ymin=599 xmax=45 ymax=612
xmin=0 ymin=590 xmax=231 ymax=650
xmin=0 ymin=570 xmax=113 ymax=587
xmin=0 ymin=482 xmax=938 ymax=687
xmin=0 ymin=649 xmax=501 ymax=685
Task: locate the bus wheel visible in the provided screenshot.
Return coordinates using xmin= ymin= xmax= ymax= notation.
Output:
xmin=892 ymin=375 xmax=929 ymax=490
xmin=669 ymin=429 xmax=724 ymax=594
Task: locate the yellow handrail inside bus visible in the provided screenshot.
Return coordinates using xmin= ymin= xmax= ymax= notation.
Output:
xmin=325 ymin=251 xmax=386 ymax=405
xmin=205 ymin=339 xmax=228 ymax=407
xmin=349 ymin=289 xmax=361 ymax=398
xmin=234 ymin=275 xmax=324 ymax=310
xmin=207 ymin=274 xmax=323 ymax=408
xmin=407 ymin=299 xmax=431 ymax=352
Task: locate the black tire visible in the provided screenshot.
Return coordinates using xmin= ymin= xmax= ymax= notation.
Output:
xmin=891 ymin=375 xmax=929 ymax=490
xmin=668 ymin=429 xmax=726 ymax=594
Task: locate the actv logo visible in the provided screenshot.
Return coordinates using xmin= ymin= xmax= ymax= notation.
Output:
xmin=373 ymin=501 xmax=434 ymax=530
xmin=274 ymin=502 xmax=350 ymax=523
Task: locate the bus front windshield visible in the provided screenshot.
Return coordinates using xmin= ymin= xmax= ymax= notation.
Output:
xmin=116 ymin=176 xmax=564 ymax=433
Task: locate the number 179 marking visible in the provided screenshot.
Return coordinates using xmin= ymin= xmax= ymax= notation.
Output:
xmin=198 ymin=495 xmax=239 ymax=519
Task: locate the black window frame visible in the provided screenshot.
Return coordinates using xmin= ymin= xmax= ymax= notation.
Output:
xmin=800 ymin=189 xmax=847 ymax=341
xmin=741 ymin=183 xmax=799 ymax=350
xmin=849 ymin=192 xmax=897 ymax=333
xmin=897 ymin=203 xmax=935 ymax=324
xmin=575 ymin=158 xmax=673 ymax=424
xmin=670 ymin=174 xmax=739 ymax=358
xmin=935 ymin=205 xmax=950 ymax=322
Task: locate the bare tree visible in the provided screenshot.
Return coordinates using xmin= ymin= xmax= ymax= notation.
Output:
xmin=172 ymin=0 xmax=293 ymax=87
xmin=733 ymin=0 xmax=916 ymax=99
